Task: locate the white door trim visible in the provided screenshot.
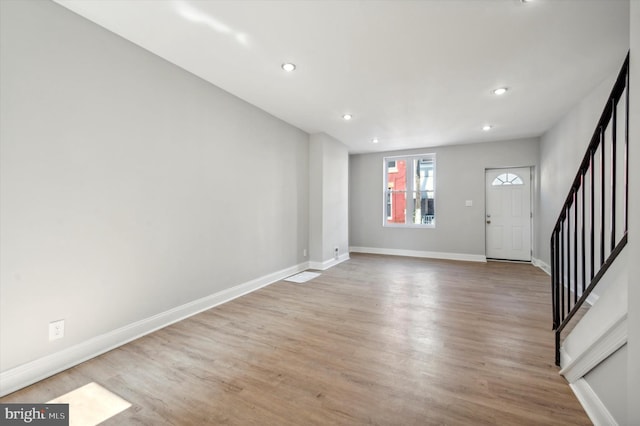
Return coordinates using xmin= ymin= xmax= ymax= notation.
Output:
xmin=484 ymin=166 xmax=534 ymax=261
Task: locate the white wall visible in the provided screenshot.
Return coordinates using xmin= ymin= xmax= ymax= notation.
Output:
xmin=559 ymin=249 xmax=628 ymax=422
xmin=0 ymin=0 xmax=309 ymax=372
xmin=583 ymin=344 xmax=628 ymax=425
xmin=626 ymin=2 xmax=640 ymax=423
xmin=309 ymin=133 xmax=349 ymax=268
xmin=349 ymin=138 xmax=538 ymax=258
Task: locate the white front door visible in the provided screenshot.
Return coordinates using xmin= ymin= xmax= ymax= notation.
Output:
xmin=485 ymin=167 xmax=532 ymax=261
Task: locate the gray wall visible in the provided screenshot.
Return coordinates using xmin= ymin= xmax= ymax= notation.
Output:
xmin=309 ymin=138 xmax=324 ymax=263
xmin=309 ymin=133 xmax=349 ymax=265
xmin=536 ymin=70 xmax=621 ymax=266
xmin=349 ymin=138 xmax=538 ymax=257
xmin=0 ymin=0 xmax=309 ymax=371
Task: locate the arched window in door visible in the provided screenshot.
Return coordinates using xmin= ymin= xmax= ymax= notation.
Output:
xmin=492 ymin=173 xmax=523 ymax=186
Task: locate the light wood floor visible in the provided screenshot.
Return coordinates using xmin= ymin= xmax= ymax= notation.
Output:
xmin=1 ymin=254 xmax=590 ymax=425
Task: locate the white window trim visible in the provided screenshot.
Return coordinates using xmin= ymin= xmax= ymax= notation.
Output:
xmin=383 ymin=153 xmax=436 ymax=228
xmin=492 ymin=172 xmax=524 ymax=186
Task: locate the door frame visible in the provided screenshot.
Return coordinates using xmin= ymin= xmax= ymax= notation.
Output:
xmin=484 ymin=166 xmax=535 ymax=262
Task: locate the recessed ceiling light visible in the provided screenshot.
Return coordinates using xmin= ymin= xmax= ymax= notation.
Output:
xmin=281 ymin=63 xmax=296 ymax=72
xmin=493 ymin=87 xmax=508 ymax=95
xmin=343 ymin=114 xmax=353 ymax=121
xmin=372 ymin=138 xmax=379 ymax=144
xmin=482 ymin=125 xmax=493 ymax=131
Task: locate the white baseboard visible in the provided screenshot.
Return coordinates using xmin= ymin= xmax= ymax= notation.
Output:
xmin=308 ymin=253 xmax=350 ymax=271
xmin=532 ymin=257 xmax=551 ymax=275
xmin=349 ymin=246 xmax=486 ymax=263
xmin=560 ymin=348 xmax=572 ymax=370
xmin=560 ymin=313 xmax=627 ymax=382
xmin=570 ymin=378 xmax=618 ymax=426
xmin=0 ymin=261 xmax=309 ymax=397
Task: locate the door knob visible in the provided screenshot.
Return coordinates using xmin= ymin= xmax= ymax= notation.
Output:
xmin=486 ymin=220 xmax=491 ymax=224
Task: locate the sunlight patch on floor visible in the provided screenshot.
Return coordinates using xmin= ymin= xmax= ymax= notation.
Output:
xmin=47 ymin=382 xmax=131 ymax=426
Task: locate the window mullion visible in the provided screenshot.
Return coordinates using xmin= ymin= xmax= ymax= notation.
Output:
xmin=406 ymin=158 xmax=414 ymax=224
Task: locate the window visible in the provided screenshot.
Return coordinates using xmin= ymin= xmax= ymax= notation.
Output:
xmin=384 ymin=154 xmax=435 ymax=227
xmin=492 ymin=173 xmax=523 ymax=186
xmin=386 ymin=187 xmax=393 ymax=219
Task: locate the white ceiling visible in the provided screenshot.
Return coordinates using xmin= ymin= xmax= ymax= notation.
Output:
xmin=54 ymin=0 xmax=629 ymax=153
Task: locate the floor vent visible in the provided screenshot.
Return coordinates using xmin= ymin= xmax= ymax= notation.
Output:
xmin=284 ymin=271 xmax=321 ymax=283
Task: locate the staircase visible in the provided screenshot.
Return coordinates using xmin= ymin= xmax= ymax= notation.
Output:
xmin=550 ymin=53 xmax=629 ymax=366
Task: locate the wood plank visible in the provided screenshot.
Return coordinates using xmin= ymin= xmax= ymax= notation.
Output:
xmin=1 ymin=254 xmax=590 ymax=425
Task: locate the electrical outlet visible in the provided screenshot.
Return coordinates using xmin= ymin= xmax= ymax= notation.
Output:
xmin=49 ymin=319 xmax=64 ymax=341
xmin=303 ymin=249 xmax=307 ymax=257
xmin=334 ymin=247 xmax=339 ymax=260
